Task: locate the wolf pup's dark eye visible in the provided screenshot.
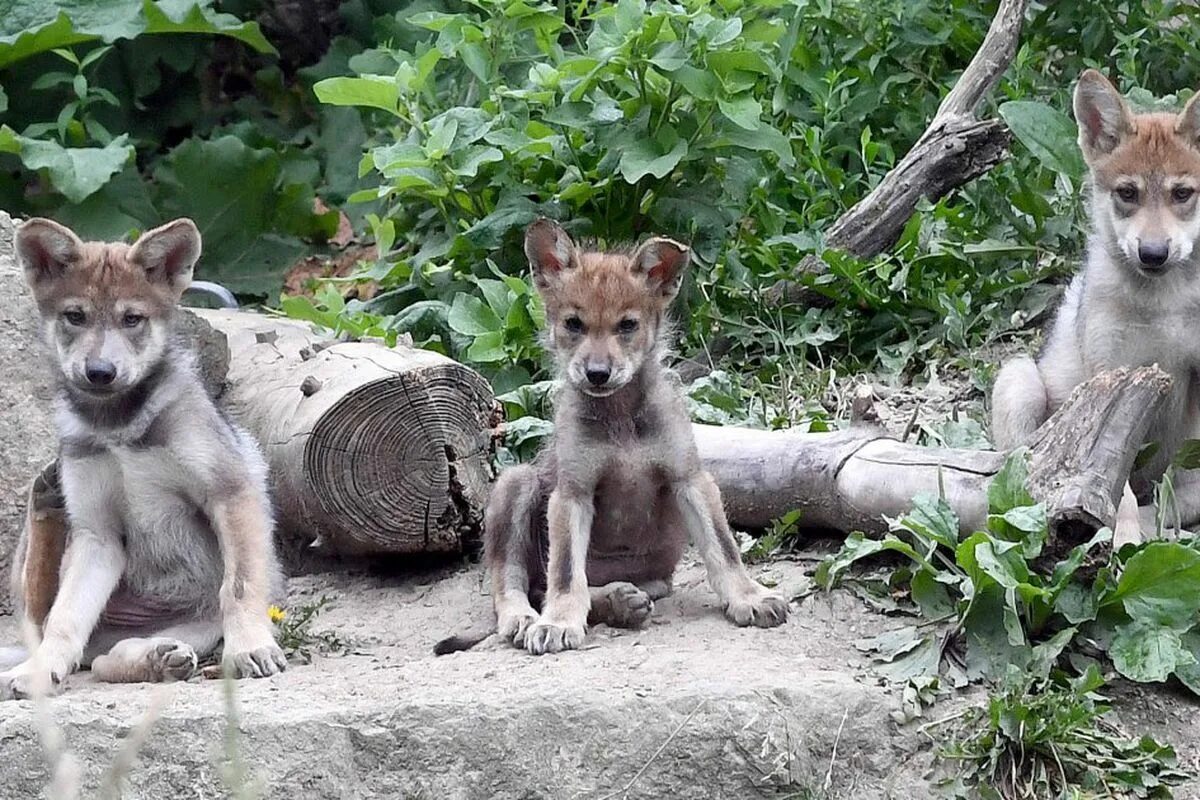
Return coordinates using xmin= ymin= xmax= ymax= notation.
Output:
xmin=617 ymin=318 xmax=639 ymax=334
xmin=564 ymin=315 xmax=584 ymax=334
xmin=63 ymin=309 xmax=86 ymax=326
xmin=1115 ymin=185 xmax=1139 ymax=203
xmin=1172 ymin=186 xmax=1196 ymax=204
xmin=122 ymin=313 xmax=145 ymax=328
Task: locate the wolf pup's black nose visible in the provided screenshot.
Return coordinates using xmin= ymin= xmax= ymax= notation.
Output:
xmin=585 ymin=367 xmax=611 ymax=386
xmin=85 ymin=358 xmax=117 ymax=385
xmin=1138 ymin=240 xmax=1170 ymax=268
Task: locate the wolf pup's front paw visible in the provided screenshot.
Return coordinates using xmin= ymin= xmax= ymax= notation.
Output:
xmin=524 ymin=619 xmax=586 ymax=655
xmin=498 ymin=608 xmax=539 ymax=647
xmin=223 ymin=628 xmax=287 ymax=679
xmin=0 ymin=662 xmax=62 ymax=701
xmin=725 ymin=585 xmax=789 ymax=629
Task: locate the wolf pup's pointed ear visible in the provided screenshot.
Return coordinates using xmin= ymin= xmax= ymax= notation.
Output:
xmin=129 ymin=219 xmax=202 ymax=297
xmin=1074 ymin=69 xmax=1135 ymax=162
xmin=632 ymin=237 xmax=689 ymax=303
xmin=1176 ymin=90 xmax=1200 ymax=148
xmin=15 ymin=218 xmax=83 ymax=287
xmin=524 ymin=218 xmax=576 ymax=290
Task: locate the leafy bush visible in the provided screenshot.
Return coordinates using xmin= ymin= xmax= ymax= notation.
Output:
xmin=819 ymin=452 xmax=1200 ymax=693
xmin=0 ymin=0 xmax=365 ymax=294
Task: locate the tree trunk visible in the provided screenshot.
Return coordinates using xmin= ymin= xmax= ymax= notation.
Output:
xmin=193 ymin=309 xmax=496 ymax=563
xmin=697 ymin=366 xmax=1171 ymax=552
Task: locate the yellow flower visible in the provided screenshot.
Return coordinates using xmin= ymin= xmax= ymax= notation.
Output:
xmin=268 ymin=605 xmax=286 ymax=624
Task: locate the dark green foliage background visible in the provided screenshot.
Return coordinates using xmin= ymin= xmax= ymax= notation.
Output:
xmin=4 ymin=0 xmax=1200 ymax=410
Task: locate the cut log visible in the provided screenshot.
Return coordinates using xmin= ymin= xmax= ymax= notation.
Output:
xmin=698 ymin=367 xmax=1172 ymax=555
xmin=193 ymin=309 xmax=496 ymax=561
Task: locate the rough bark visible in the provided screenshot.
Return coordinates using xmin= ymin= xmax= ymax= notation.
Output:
xmin=698 ymin=367 xmax=1171 ymax=551
xmin=1027 ymin=366 xmax=1172 ymax=557
xmin=193 ymin=309 xmax=496 ymax=563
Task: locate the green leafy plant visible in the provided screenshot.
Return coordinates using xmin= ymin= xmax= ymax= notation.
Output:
xmin=271 ymin=596 xmax=347 ymax=664
xmin=819 ymin=452 xmax=1200 ymax=692
xmin=935 ymin=665 xmax=1189 ymax=800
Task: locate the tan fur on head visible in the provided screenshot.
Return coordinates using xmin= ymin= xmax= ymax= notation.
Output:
xmin=15 ymin=218 xmax=202 ymax=395
xmin=1072 ymin=71 xmax=1200 ymax=273
xmin=524 ymin=218 xmax=690 ymax=397
xmin=17 ymin=218 xmax=202 ymax=313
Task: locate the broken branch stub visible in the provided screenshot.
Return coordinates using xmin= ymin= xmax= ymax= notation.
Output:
xmin=1027 ymin=365 xmax=1172 ymax=557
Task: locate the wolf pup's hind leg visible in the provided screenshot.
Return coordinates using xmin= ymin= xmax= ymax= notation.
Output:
xmin=589 ymin=582 xmax=653 ymax=629
xmin=991 ymin=356 xmax=1050 ymax=450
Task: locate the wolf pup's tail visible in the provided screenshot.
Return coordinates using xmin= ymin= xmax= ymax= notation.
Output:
xmin=433 ymin=629 xmax=494 ymax=655
xmin=0 ymin=646 xmax=27 ymax=670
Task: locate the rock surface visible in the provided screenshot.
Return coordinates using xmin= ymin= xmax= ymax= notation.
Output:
xmin=0 ymin=211 xmax=56 ymax=616
xmin=0 ymin=561 xmax=948 ymax=799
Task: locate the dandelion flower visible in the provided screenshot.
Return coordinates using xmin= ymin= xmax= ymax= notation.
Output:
xmin=268 ymin=605 xmax=286 ymax=624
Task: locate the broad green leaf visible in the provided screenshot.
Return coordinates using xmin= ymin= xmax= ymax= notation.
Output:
xmin=896 ymin=493 xmax=959 ymax=549
xmin=314 ymin=75 xmax=400 ymax=115
xmin=618 ymin=130 xmax=688 ymax=183
xmin=998 ymin=100 xmax=1085 ymax=180
xmin=0 ymin=125 xmax=20 ymax=154
xmin=154 ymin=135 xmax=317 ymax=295
xmin=1174 ymin=631 xmax=1200 ymax=696
xmin=1103 ymin=542 xmax=1200 ymax=626
xmin=963 ymin=583 xmax=1031 ymax=680
xmin=911 ymin=569 xmax=954 ymax=619
xmin=476 ymin=278 xmax=513 ymax=320
xmin=17 ymin=135 xmax=133 ymax=203
xmin=987 ymin=450 xmax=1035 ymax=515
xmin=1173 ymin=439 xmax=1200 ymax=470
xmin=1029 ymin=627 xmax=1076 ymax=680
xmin=0 ymin=1 xmax=275 ymax=71
xmin=466 ymin=330 xmax=506 ymax=362
xmin=1110 ymin=621 xmax=1194 ymax=683
xmin=709 ymin=125 xmax=796 ymax=168
xmin=717 ymin=93 xmax=764 ymax=131
xmin=448 ymin=293 xmax=503 ymax=337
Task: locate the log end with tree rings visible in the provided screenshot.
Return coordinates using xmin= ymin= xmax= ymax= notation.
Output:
xmin=301 ymin=355 xmax=495 ymax=555
xmin=193 ymin=310 xmax=497 ymax=560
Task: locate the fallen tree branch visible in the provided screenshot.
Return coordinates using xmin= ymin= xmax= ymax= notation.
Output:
xmin=774 ymin=0 xmax=1028 ymax=305
xmin=698 ymin=367 xmax=1171 ymax=557
xmin=827 ymin=0 xmax=1027 ymax=258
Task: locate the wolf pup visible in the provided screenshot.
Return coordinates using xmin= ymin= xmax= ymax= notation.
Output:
xmin=436 ymin=219 xmax=788 ymax=656
xmin=0 ymin=218 xmax=286 ymax=700
xmin=992 ymin=70 xmax=1200 ymax=529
